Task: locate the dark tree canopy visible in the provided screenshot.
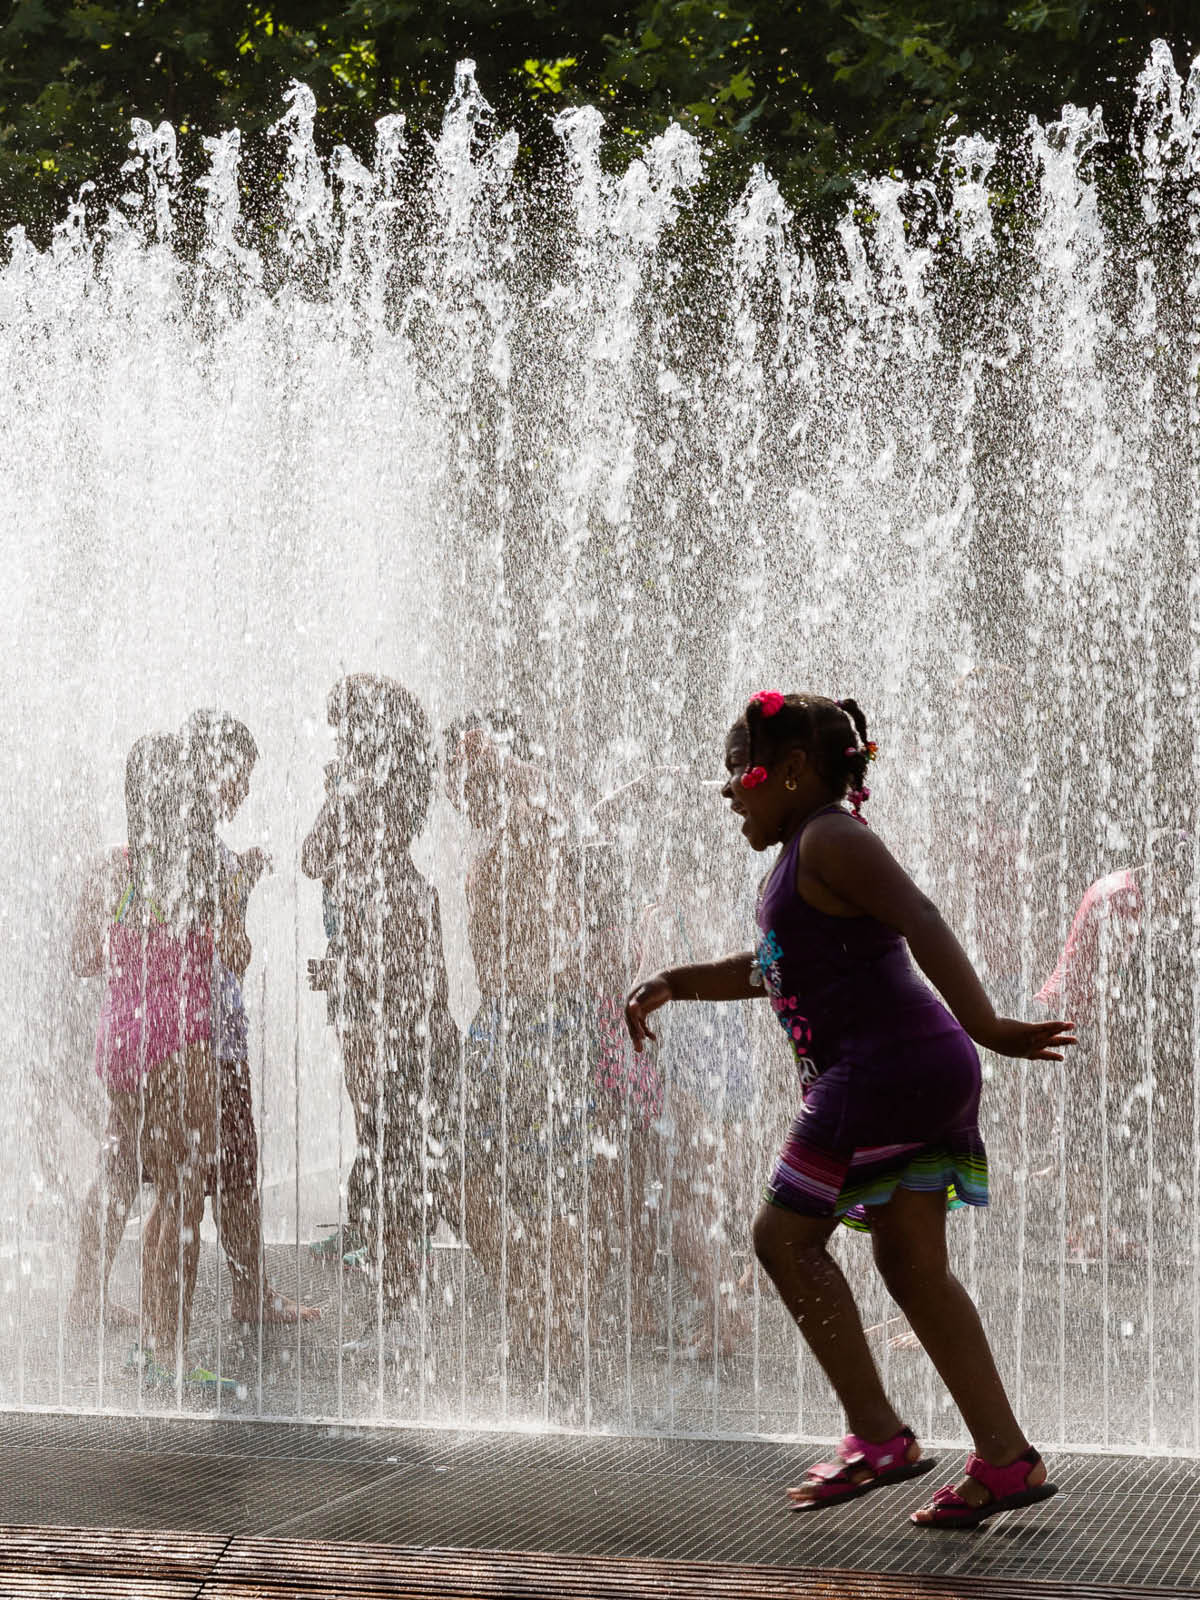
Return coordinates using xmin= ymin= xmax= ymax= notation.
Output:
xmin=0 ymin=0 xmax=1195 ymax=236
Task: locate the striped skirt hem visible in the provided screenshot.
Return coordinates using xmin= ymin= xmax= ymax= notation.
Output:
xmin=764 ymin=1136 xmax=989 ymax=1233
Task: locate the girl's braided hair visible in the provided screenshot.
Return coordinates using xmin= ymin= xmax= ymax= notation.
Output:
xmin=732 ymin=693 xmax=873 ymax=815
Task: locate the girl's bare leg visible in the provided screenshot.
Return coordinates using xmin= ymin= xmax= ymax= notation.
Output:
xmin=69 ymin=1105 xmax=140 ymax=1325
xmin=496 ymin=1214 xmax=582 ymax=1372
xmin=177 ymin=1179 xmax=205 ymax=1350
xmin=867 ymin=1186 xmax=1046 ymax=1516
xmin=144 ymin=1173 xmax=206 ymax=1361
xmin=460 ymin=1138 xmax=595 ymax=1382
xmin=465 ymin=1197 xmax=595 ymax=1380
xmin=140 ymin=1199 xmax=162 ymax=1328
xmin=674 ymin=1219 xmax=749 ymax=1359
xmin=223 ymin=1185 xmax=317 ymax=1323
xmin=626 ymin=1132 xmax=657 ymax=1334
xmin=142 ymin=1043 xmax=219 ymax=1361
xmin=143 ymin=1185 xmax=178 ymax=1356
xmin=217 ymin=1057 xmax=319 ymax=1324
xmin=752 ymin=1201 xmax=915 ymax=1501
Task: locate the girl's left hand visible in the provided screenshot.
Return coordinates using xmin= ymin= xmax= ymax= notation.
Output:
xmin=979 ymin=1017 xmax=1076 ymax=1060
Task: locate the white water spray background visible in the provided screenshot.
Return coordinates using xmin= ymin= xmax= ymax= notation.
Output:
xmin=1 ymin=43 xmax=1199 ymax=1448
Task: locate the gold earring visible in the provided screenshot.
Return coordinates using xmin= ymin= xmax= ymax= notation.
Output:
xmin=785 ymin=778 xmax=798 ymax=791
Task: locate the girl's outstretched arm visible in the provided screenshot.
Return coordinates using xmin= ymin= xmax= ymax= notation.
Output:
xmin=624 ymin=951 xmax=761 ymax=1052
xmin=804 ymin=813 xmax=1075 ymax=1061
xmin=300 ymin=799 xmax=338 ymax=881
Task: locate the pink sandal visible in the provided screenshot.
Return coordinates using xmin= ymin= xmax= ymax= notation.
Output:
xmin=913 ymin=1446 xmax=1058 ymax=1528
xmin=789 ymin=1426 xmax=935 ymax=1511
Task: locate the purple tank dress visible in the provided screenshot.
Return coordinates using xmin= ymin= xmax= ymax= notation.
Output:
xmin=757 ymin=805 xmax=987 ymax=1230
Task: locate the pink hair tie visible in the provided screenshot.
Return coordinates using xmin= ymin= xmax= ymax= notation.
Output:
xmin=844 ymin=745 xmax=857 ymax=757
xmin=749 ymin=690 xmax=784 ymax=717
xmin=741 ymin=766 xmax=769 ymax=789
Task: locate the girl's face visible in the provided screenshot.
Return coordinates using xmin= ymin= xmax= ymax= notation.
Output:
xmin=335 ymin=712 xmax=373 ymax=782
xmin=721 ymin=726 xmax=808 ymax=852
xmin=460 ymin=729 xmax=505 ymax=832
xmin=218 ymin=753 xmax=253 ymax=821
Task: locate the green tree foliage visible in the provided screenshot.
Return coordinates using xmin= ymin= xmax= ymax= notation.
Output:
xmin=597 ymin=1 xmax=1195 ymax=196
xmin=0 ymin=0 xmax=1194 ymax=236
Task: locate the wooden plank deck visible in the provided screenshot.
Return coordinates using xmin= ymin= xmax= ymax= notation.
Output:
xmin=0 ymin=1527 xmax=1183 ymax=1600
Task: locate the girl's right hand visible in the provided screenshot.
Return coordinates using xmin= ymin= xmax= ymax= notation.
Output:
xmin=240 ymin=845 xmax=273 ymax=883
xmin=624 ymin=974 xmax=673 ymax=1053
xmin=979 ymin=1016 xmax=1076 ymax=1061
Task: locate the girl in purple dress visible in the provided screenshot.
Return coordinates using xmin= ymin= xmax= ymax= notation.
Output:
xmin=624 ymin=691 xmax=1074 ymax=1529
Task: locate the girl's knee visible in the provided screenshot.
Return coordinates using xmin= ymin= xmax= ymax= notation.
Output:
xmin=751 ymin=1204 xmax=828 ymax=1277
xmin=751 ymin=1204 xmax=779 ymax=1266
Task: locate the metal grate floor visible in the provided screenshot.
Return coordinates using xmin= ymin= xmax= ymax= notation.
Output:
xmin=0 ymin=1410 xmax=1198 ymax=1594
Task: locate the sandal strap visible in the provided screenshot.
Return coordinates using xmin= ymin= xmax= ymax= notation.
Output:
xmin=806 ymin=1458 xmax=862 ymax=1485
xmin=838 ymin=1426 xmax=916 ymax=1475
xmin=964 ymin=1447 xmax=1041 ymax=1500
xmin=930 ymin=1482 xmax=972 ymax=1510
xmin=804 ymin=1425 xmax=917 ymax=1486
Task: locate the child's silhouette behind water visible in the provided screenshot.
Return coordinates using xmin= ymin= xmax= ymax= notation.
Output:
xmin=303 ymin=673 xmax=459 ymax=1357
xmin=183 ymin=709 xmax=318 ymax=1327
xmin=626 ymin=771 xmax=756 ymax=1361
xmin=445 ymin=710 xmax=604 ymax=1393
xmin=71 ymin=734 xmax=220 ymax=1376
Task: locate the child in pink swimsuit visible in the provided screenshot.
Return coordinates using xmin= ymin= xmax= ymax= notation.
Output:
xmin=76 ymin=734 xmax=220 ymax=1372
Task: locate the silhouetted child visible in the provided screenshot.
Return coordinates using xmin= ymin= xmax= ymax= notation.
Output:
xmin=183 ymin=708 xmax=319 ymax=1326
xmin=626 ymin=691 xmax=1073 ymax=1527
xmin=71 ymin=734 xmax=221 ymax=1378
xmin=444 ymin=710 xmax=598 ymax=1389
xmin=586 ymin=770 xmax=674 ymax=1345
xmin=303 ymin=674 xmax=458 ymax=1357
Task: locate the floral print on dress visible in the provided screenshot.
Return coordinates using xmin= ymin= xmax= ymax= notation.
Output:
xmin=756 ymin=926 xmax=818 ymax=1090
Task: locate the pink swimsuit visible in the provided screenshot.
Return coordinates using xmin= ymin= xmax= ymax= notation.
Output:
xmin=95 ymin=909 xmax=213 ymax=1093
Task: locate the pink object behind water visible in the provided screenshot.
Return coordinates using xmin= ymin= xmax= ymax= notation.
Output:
xmin=1035 ymin=868 xmax=1142 ymax=1016
xmin=95 ymin=922 xmax=214 ymax=1091
xmin=594 ymin=993 xmax=663 ymax=1129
